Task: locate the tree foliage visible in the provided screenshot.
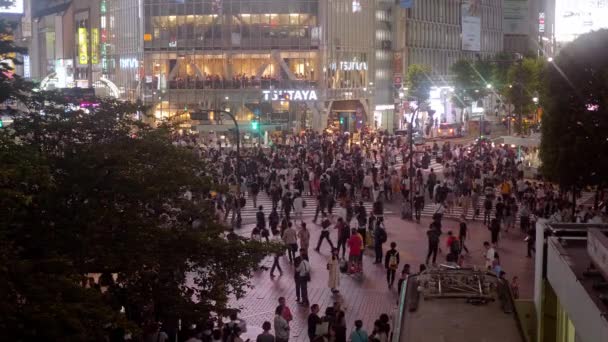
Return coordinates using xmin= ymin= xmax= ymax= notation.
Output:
xmin=0 ymin=20 xmax=275 ymax=341
xmin=505 ymin=57 xmax=544 ymax=121
xmin=405 ymin=64 xmax=432 ymax=106
xmin=540 ymin=29 xmax=608 ymax=189
xmin=449 ymin=58 xmax=494 ymax=109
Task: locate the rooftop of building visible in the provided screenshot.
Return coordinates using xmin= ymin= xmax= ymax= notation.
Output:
xmin=548 ymin=228 xmax=608 ymax=318
xmin=397 ymin=268 xmax=525 ymax=342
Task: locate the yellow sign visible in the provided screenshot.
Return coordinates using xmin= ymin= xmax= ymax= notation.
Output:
xmin=78 ymin=27 xmax=88 ymax=65
xmin=91 ymin=28 xmax=99 ymax=65
xmin=144 ymin=33 xmax=152 ymax=41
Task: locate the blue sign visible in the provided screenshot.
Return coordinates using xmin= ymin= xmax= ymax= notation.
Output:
xmin=400 ymin=0 xmax=413 ymax=8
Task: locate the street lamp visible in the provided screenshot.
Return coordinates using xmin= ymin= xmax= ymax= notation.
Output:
xmin=486 ymin=84 xmax=493 ymax=89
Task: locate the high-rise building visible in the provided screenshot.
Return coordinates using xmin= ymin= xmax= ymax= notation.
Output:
xmin=391 ymin=0 xmax=504 ymax=127
xmin=20 ymin=0 xmax=392 ymax=133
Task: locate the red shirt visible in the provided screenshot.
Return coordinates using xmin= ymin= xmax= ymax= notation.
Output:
xmin=348 ymin=234 xmax=363 ymax=256
xmin=446 ymin=235 xmax=457 ymax=248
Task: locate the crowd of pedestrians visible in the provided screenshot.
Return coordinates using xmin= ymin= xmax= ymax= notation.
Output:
xmin=164 ymin=128 xmax=606 ymax=342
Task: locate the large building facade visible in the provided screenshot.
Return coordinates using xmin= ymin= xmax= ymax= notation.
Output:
xmin=104 ymin=0 xmax=379 ymax=133
xmin=17 ymin=0 xmax=514 ymax=133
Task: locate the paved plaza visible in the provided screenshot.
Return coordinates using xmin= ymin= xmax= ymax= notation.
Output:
xmin=231 ymin=215 xmax=535 ymax=342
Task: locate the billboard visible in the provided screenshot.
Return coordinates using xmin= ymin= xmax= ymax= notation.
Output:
xmin=91 ymin=28 xmax=99 ymax=65
xmin=462 ymin=0 xmax=481 ymax=51
xmin=556 ymin=0 xmax=608 ymax=43
xmin=0 ymin=0 xmax=23 ymax=14
xmin=78 ymin=28 xmax=88 ymax=65
xmin=503 ymin=0 xmax=529 ymax=35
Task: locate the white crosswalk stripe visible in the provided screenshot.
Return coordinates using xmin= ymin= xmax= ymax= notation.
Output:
xmin=239 ymin=193 xmax=392 ymax=220
xmin=376 ymin=155 xmax=444 ymax=174
xmin=419 ymin=194 xmax=521 ymax=223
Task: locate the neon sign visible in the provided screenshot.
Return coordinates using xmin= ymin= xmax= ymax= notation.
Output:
xmin=262 ymin=89 xmax=318 ymax=101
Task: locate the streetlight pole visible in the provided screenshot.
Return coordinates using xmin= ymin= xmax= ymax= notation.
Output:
xmin=408 ymin=107 xmax=419 ymax=217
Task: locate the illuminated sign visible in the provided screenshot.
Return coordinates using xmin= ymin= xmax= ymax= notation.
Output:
xmin=262 ymin=89 xmax=318 ymax=101
xmin=329 ymin=61 xmax=368 ymax=71
xmin=120 ymin=57 xmax=139 ymax=69
xmin=91 ymin=28 xmax=99 ymax=65
xmin=539 ymin=12 xmax=545 ymax=33
xmin=23 ymin=55 xmax=30 ymax=78
xmin=0 ymin=0 xmax=23 ymax=14
xmin=555 ymin=0 xmax=608 ymax=43
xmin=78 ymin=28 xmax=88 ymax=65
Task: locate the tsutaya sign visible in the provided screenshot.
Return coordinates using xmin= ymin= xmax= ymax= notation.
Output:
xmin=262 ymin=89 xmax=318 ymax=101
xmin=329 ymin=61 xmax=368 ymax=71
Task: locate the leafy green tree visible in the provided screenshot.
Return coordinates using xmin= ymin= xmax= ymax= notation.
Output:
xmin=405 ymin=64 xmax=432 ymax=106
xmin=506 ymin=57 xmax=544 ymax=134
xmin=540 ymin=29 xmax=608 ymax=193
xmin=0 ymin=20 xmax=276 ymax=341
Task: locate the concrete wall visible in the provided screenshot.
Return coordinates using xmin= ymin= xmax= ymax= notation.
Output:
xmin=546 ymin=239 xmax=608 ymax=342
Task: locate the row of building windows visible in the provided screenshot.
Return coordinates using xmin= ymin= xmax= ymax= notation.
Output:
xmin=408 ymin=0 xmax=502 ymax=30
xmin=144 ymin=1 xmax=318 ymax=16
xmin=407 ymin=48 xmax=465 ymax=76
xmin=407 ymin=20 xmax=461 ymax=50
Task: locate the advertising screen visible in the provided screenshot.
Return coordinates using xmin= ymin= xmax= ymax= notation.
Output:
xmin=462 ymin=0 xmax=481 ymax=52
xmin=0 ymin=0 xmax=23 ymax=14
xmin=78 ymin=28 xmax=88 ymax=65
xmin=556 ymin=0 xmax=608 ymax=43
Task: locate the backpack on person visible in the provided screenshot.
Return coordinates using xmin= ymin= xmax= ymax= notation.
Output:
xmin=450 ymin=239 xmax=461 ymax=256
xmin=388 ymin=253 xmax=398 ymax=269
xmin=378 ymin=227 xmax=388 ymax=244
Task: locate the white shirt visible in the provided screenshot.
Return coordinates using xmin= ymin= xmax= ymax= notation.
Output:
xmin=485 ymin=247 xmax=496 ymax=268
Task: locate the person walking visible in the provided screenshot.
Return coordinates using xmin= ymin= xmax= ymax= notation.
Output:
xmin=282 ymin=222 xmax=298 ymax=263
xmin=313 ymin=193 xmax=327 ymax=223
xmin=483 ymin=196 xmax=493 ymax=225
xmin=459 ymin=219 xmax=469 ymax=254
xmin=327 ymin=249 xmax=340 ymax=294
xmin=307 ymin=304 xmax=321 ymax=342
xmin=298 ymin=222 xmax=310 ymax=252
xmin=413 ymin=191 xmax=424 ymax=223
xmin=273 ymin=306 xmax=290 ymax=342
xmin=349 ymin=320 xmax=368 ymax=342
xmin=295 ymin=256 xmax=310 ymax=305
xmin=483 ymin=241 xmax=496 ymax=269
xmin=256 ymin=322 xmax=275 ymax=342
xmin=489 ymin=218 xmax=501 ymax=247
xmin=425 ymin=222 xmax=441 ymax=265
xmin=335 ymin=218 xmax=350 ymax=259
xmin=293 ymin=193 xmax=304 ymax=223
xmin=315 ymin=213 xmax=335 ymax=252
xmin=250 ymin=178 xmax=260 ymax=208
xmin=373 ymin=223 xmax=387 ymax=264
xmin=384 ymin=242 xmax=400 ymax=289
xmin=269 ymin=207 xmax=280 ymax=233
xmin=347 ymin=228 xmax=364 ymax=272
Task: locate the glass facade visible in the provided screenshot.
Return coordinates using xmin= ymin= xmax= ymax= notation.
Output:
xmin=97 ymin=0 xmax=379 ymax=129
xmin=140 ymin=0 xmax=322 ymax=122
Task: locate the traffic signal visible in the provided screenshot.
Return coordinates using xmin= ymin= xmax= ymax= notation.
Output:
xmin=339 ymin=117 xmax=345 ymax=125
xmin=251 ymin=119 xmax=259 ymax=130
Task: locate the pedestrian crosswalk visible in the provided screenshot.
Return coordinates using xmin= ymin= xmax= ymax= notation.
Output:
xmin=418 ymin=194 xmax=521 ymax=224
xmin=375 ymin=155 xmax=444 ymax=177
xmin=239 ymin=192 xmax=393 ymax=221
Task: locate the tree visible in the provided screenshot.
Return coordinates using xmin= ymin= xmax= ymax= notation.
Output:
xmin=540 ymin=29 xmax=608 ymax=195
xmin=405 ymin=64 xmax=432 ymax=106
xmin=0 ymin=22 xmax=276 ymax=340
xmin=506 ymin=57 xmax=544 ymax=134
